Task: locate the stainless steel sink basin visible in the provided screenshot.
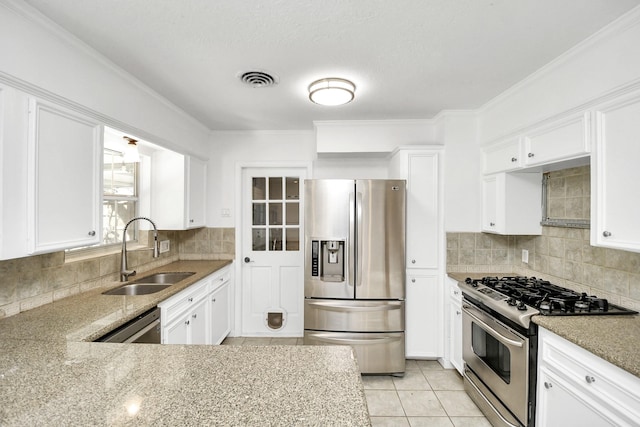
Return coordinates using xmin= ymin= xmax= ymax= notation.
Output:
xmin=102 ymin=272 xmax=196 ymax=295
xmin=131 ymin=272 xmax=195 ymax=284
xmin=103 ymin=283 xmax=172 ymax=296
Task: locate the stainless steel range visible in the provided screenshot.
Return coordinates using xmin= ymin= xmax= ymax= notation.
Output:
xmin=460 ymin=276 xmax=637 ymax=427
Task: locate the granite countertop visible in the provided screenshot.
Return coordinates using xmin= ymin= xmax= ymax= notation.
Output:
xmin=0 ymin=260 xmax=370 ymax=426
xmin=448 ymin=272 xmax=640 ymax=379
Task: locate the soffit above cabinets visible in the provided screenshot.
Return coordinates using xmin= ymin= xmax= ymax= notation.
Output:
xmin=18 ymin=0 xmax=640 ymax=131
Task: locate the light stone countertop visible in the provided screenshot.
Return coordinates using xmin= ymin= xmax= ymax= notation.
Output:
xmin=0 ymin=260 xmax=370 ymax=426
xmin=448 ymin=272 xmax=640 ymax=378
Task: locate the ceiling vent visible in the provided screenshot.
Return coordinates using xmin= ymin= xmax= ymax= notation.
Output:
xmin=239 ymin=70 xmax=278 ymax=88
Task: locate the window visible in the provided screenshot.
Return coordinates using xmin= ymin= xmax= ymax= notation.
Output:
xmin=103 ymin=148 xmax=138 ymax=245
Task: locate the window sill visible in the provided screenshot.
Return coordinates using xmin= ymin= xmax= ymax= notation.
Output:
xmin=65 ymin=243 xmax=149 ymax=263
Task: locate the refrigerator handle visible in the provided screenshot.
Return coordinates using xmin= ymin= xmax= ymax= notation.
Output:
xmin=356 ymin=191 xmax=363 ymax=287
xmin=349 ymin=191 xmax=356 ymax=288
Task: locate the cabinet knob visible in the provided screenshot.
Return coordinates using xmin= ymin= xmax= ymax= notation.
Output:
xmin=544 ymin=382 xmax=553 ymax=389
xmin=212 ymin=298 xmax=216 ymax=302
xmin=489 ymin=222 xmax=495 ymax=227
xmin=585 ymin=376 xmax=595 ymax=384
xmin=189 ymin=219 xmax=194 ymax=223
xmin=456 ymin=310 xmax=461 ymax=315
xmin=185 ymin=320 xmax=190 ymax=326
xmin=192 ymin=314 xmax=197 ymax=319
xmin=602 ymin=231 xmax=611 ymax=237
xmin=188 ymin=297 xmax=193 ymax=302
xmin=511 ymin=157 xmax=517 ymax=162
xmin=88 ymin=230 xmax=96 ymax=236
xmin=454 ymin=290 xmax=459 ymax=295
xmin=411 ymin=259 xmax=416 ymax=264
xmin=411 ymin=278 xmax=416 ymax=283
xmin=528 ymin=152 xmax=535 ymax=158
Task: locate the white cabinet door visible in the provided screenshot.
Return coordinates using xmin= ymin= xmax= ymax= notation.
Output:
xmin=482 ymin=172 xmax=542 ymax=235
xmin=482 ymin=138 xmax=522 ymax=174
xmin=405 ymin=273 xmax=442 ymax=358
xmin=591 ymin=91 xmax=640 ymax=252
xmin=27 ymin=98 xmax=102 ymax=253
xmin=210 ymin=281 xmax=231 ymax=345
xmin=165 ymin=315 xmax=190 ymax=344
xmin=151 ymin=151 xmax=207 ymax=230
xmin=523 ymin=112 xmax=590 ymax=167
xmin=189 ymin=297 xmax=208 ymax=344
xmin=186 ymin=156 xmax=206 ymax=228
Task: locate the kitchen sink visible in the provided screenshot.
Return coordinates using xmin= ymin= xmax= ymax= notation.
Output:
xmin=131 ymin=272 xmax=195 ymax=284
xmin=102 ymin=272 xmax=196 ymax=295
xmin=102 ymin=283 xmax=172 ymax=296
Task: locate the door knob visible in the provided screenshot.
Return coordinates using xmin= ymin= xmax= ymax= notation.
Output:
xmin=244 ymin=257 xmax=251 ymax=263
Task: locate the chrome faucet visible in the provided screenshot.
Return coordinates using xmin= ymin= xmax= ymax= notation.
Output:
xmin=120 ymin=216 xmax=160 ymax=282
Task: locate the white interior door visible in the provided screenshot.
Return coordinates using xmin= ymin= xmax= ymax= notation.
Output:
xmin=241 ymin=167 xmax=306 ymax=336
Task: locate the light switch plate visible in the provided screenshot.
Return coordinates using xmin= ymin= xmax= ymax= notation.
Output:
xmin=160 ymin=240 xmax=170 ymax=253
xmin=521 ymin=249 xmax=529 ymax=263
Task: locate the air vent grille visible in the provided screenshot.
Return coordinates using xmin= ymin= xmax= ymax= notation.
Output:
xmin=239 ymin=71 xmax=278 ymax=88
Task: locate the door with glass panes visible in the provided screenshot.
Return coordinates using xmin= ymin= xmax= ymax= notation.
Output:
xmin=241 ymin=167 xmax=306 ymax=335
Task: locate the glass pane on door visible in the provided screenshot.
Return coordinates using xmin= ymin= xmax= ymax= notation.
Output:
xmin=269 ymin=203 xmax=283 ymax=225
xmin=286 ymin=228 xmax=299 ymax=251
xmin=253 ymin=178 xmax=266 ymax=200
xmin=269 ymin=177 xmax=283 ymax=200
xmin=286 ymin=177 xmax=299 ymax=200
xmin=286 ymin=202 xmax=299 ymax=225
xmin=269 ymin=228 xmax=283 ymax=251
xmin=253 ymin=203 xmax=266 ymax=225
xmin=252 ymin=229 xmax=266 ymax=251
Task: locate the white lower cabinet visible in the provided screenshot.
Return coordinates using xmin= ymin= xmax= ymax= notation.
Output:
xmin=405 ymin=273 xmax=442 ymax=358
xmin=159 ymin=265 xmax=232 ymax=345
xmin=536 ymin=328 xmax=640 ymax=427
xmin=448 ymin=279 xmax=463 ymax=375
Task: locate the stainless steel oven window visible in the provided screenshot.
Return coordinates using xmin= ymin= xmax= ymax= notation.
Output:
xmin=472 ymin=322 xmax=512 ymax=384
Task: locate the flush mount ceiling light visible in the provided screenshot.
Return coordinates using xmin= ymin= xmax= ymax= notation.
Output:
xmin=122 ymin=136 xmax=140 ymax=163
xmin=308 ymin=78 xmax=356 ymax=106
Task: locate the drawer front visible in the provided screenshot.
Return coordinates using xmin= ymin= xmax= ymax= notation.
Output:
xmin=304 ymin=331 xmax=405 ymax=374
xmin=159 ymin=279 xmax=209 ymax=322
xmin=209 ymin=267 xmax=231 ymax=292
xmin=304 ymin=299 xmax=404 ymax=332
xmin=483 ymin=139 xmax=521 ymax=174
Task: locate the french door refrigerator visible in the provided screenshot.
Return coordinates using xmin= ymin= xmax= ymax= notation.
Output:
xmin=303 ymin=179 xmax=406 ymax=374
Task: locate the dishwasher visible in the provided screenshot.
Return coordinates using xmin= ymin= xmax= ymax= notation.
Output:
xmin=96 ymin=307 xmax=161 ymax=343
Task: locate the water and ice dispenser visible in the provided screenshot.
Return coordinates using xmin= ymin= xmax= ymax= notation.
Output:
xmin=310 ymin=239 xmax=345 ymax=282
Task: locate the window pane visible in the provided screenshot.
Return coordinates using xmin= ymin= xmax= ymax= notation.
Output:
xmin=269 ymin=228 xmax=283 ymax=251
xmin=286 ymin=202 xmax=299 ymax=225
xmin=253 ymin=203 xmax=266 ymax=225
xmin=103 ymin=200 xmax=135 ymax=245
xmin=286 ymin=177 xmax=299 ymax=200
xmin=104 ymin=149 xmax=136 ymax=196
xmin=269 ymin=203 xmax=283 ymax=225
xmin=269 ymin=177 xmax=283 ymax=200
xmin=252 ymin=229 xmax=266 ymax=251
xmin=253 ymin=178 xmax=266 ymax=200
xmin=286 ymin=228 xmax=299 ymax=251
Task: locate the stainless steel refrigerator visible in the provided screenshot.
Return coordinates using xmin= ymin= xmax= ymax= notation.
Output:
xmin=303 ymin=179 xmax=406 ymax=375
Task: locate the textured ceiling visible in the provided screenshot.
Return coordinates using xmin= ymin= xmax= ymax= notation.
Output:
xmin=20 ymin=0 xmax=640 ymax=130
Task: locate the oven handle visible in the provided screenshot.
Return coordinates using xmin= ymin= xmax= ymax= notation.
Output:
xmin=462 ymin=304 xmax=524 ymax=348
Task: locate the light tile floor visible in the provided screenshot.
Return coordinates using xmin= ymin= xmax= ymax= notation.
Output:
xmin=222 ymin=338 xmax=490 ymax=427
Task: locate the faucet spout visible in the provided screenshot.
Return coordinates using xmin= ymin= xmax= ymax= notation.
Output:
xmin=120 ymin=216 xmax=160 ymax=282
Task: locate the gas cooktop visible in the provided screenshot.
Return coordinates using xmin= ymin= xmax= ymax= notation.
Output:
xmin=460 ymin=275 xmax=637 ymax=329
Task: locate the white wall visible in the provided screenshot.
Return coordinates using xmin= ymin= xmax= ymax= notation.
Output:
xmin=478 ymin=6 xmax=640 ymax=144
xmin=0 ymin=1 xmax=210 ymax=157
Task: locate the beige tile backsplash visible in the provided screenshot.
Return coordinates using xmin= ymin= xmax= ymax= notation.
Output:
xmin=0 ymin=228 xmax=235 ymax=318
xmin=447 ymin=228 xmax=640 ymax=311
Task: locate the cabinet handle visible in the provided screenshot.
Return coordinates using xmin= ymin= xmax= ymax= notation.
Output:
xmin=602 ymin=231 xmax=611 ymax=237
xmin=185 ymin=320 xmax=190 ymax=326
xmin=528 ymin=152 xmax=534 ymax=158
xmin=88 ymin=230 xmax=96 ymax=236
xmin=511 ymin=157 xmax=517 ymax=162
xmin=411 ymin=278 xmax=416 ymax=283
xmin=585 ymin=376 xmax=595 ymax=384
xmin=544 ymin=382 xmax=552 ymax=389
xmin=456 ymin=310 xmax=461 ymax=315
xmin=411 ymin=259 xmax=416 ymax=264
xmin=192 ymin=314 xmax=197 ymax=319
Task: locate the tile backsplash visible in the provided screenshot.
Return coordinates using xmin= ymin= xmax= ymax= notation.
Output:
xmin=447 ymin=228 xmax=640 ymax=311
xmin=0 ymin=227 xmax=235 ymax=318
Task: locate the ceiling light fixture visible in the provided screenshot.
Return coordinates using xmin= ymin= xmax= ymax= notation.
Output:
xmin=122 ymin=137 xmax=140 ymax=163
xmin=308 ymin=78 xmax=356 ymax=106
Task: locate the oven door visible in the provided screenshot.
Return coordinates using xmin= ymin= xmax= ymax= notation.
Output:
xmin=462 ymin=301 xmax=529 ymax=426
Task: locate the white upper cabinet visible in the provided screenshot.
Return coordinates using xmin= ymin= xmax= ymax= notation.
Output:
xmin=591 ymin=90 xmax=640 ymax=252
xmin=482 ymin=172 xmax=542 ymax=235
xmin=389 ymin=148 xmax=441 ymax=269
xmin=522 ymin=112 xmax=591 ymax=167
xmin=27 ymin=98 xmax=102 ymax=254
xmin=482 ymin=137 xmax=522 ymax=174
xmin=151 ymin=151 xmax=207 ymax=230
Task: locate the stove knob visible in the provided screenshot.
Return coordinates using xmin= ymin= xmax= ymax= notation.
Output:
xmin=507 ymin=297 xmax=517 ymax=306
xmin=517 ymin=301 xmax=527 ymax=311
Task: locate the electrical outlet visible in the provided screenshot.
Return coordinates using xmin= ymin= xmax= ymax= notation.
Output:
xmin=160 ymin=240 xmax=170 ymax=253
xmin=522 ymin=249 xmax=529 ymax=263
